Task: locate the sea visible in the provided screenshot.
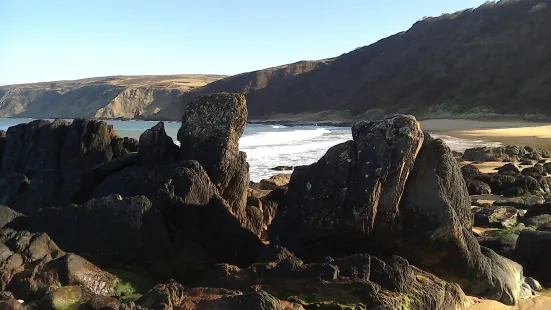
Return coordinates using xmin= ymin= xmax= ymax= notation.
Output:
xmin=0 ymin=119 xmax=501 ymax=182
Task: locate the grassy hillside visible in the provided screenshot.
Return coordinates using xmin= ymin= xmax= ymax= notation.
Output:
xmin=0 ymin=75 xmax=224 ymax=119
xmin=158 ymin=0 xmax=551 ymax=122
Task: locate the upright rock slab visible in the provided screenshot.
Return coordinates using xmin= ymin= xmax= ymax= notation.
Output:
xmin=139 ymin=122 xmax=179 ymax=165
xmin=269 ymin=115 xmax=424 ymax=258
xmin=178 ymin=93 xmax=249 ymax=222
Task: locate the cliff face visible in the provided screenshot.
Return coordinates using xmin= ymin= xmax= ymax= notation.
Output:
xmin=160 ymin=0 xmax=551 ymax=121
xmin=0 ymin=75 xmax=224 ymax=119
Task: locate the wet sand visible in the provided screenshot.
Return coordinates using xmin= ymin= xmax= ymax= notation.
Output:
xmin=420 ymin=119 xmax=551 ymax=150
xmin=467 ymin=295 xmax=551 ymax=310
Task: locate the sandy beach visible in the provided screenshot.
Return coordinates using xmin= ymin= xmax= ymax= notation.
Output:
xmin=421 ymin=119 xmax=551 ymax=150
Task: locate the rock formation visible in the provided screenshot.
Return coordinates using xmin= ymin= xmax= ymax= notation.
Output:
xmin=178 ymin=93 xmax=250 ymax=224
xmin=270 ymin=115 xmax=529 ymax=304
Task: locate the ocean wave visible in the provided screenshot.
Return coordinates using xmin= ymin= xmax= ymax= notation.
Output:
xmin=240 ymin=128 xmax=331 ymax=148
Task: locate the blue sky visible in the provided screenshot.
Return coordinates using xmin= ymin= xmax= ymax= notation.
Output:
xmin=1 ymin=0 xmax=488 ymax=85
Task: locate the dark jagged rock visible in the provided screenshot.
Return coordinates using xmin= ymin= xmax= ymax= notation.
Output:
xmin=178 ymin=93 xmax=249 ymax=224
xmin=138 ymin=122 xmax=179 ymax=165
xmin=91 ymin=161 xmax=264 ymax=279
xmin=270 ymin=116 xmax=527 ymax=304
xmin=473 ymin=205 xmax=519 ymax=228
xmin=0 ymin=207 xmax=23 ymax=229
xmin=467 ymin=180 xmax=492 ymax=195
xmin=58 ymin=119 xmax=119 ymax=203
xmin=399 ymin=135 xmax=524 ymax=304
xmin=270 ymin=115 xmax=424 ymax=259
xmin=8 ymin=195 xmax=171 ymax=265
xmin=205 ymin=248 xmax=470 ymax=310
xmin=92 ymin=161 xmax=218 ymax=206
xmin=515 ymin=230 xmax=551 ymax=285
xmin=0 ymin=119 xmax=126 ymax=213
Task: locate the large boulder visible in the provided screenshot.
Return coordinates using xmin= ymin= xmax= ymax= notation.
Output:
xmin=270 ymin=116 xmax=527 ymax=304
xmin=270 ymin=115 xmax=424 ymax=259
xmin=178 ymin=93 xmax=249 ymax=224
xmin=467 ymin=180 xmax=492 ymax=195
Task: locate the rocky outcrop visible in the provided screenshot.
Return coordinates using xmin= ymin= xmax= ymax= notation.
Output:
xmin=0 ymin=119 xmax=123 ymax=214
xmin=138 ymin=122 xmax=179 ymax=165
xmin=204 ymin=246 xmax=471 ymax=310
xmin=178 ymin=93 xmax=249 ymax=223
xmin=270 ymin=115 xmax=527 ymax=304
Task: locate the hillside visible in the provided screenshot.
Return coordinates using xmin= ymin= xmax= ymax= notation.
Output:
xmin=157 ymin=0 xmax=551 ymax=122
xmin=2 ymin=0 xmax=550 ymax=122
xmin=0 ymin=75 xmax=224 ymax=119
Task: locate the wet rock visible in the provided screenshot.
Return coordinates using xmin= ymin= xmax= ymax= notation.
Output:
xmin=270 ymin=166 xmax=294 ymax=171
xmin=0 ymin=207 xmax=22 ymax=229
xmin=270 ymin=117 xmax=525 ymax=304
xmin=467 ymin=180 xmax=492 ymax=195
xmin=178 ymin=93 xmax=249 ymax=224
xmin=494 ymin=195 xmax=545 ymax=209
xmin=138 ymin=122 xmax=179 ymax=165
xmin=473 ymin=205 xmax=519 ymax=228
xmin=523 ymin=203 xmax=551 ymax=218
xmin=543 ymin=162 xmax=551 ymax=174
xmin=515 ymin=230 xmax=551 ymax=285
